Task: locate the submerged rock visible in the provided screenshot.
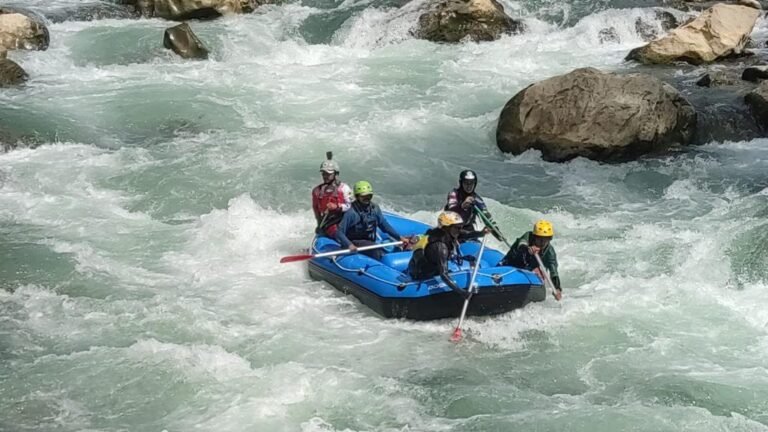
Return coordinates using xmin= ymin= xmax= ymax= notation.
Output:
xmin=496 ymin=67 xmax=697 ymax=162
xmin=745 ymin=81 xmax=768 ymax=129
xmin=415 ymin=0 xmax=523 ymax=43
xmin=696 ymin=70 xmax=736 ymax=87
xmin=0 ymin=58 xmax=28 ymax=87
xmin=599 ymin=27 xmax=619 ymax=44
xmin=626 ymin=4 xmax=759 ymax=65
xmin=634 ymin=10 xmax=679 ymax=42
xmin=0 ymin=7 xmax=50 ymax=51
xmin=163 ymin=22 xmax=209 ymax=59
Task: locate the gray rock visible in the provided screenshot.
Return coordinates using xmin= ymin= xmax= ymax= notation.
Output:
xmin=0 ymin=58 xmax=28 ymax=87
xmin=496 ymin=67 xmax=697 ymax=162
xmin=415 ymin=0 xmax=523 ymax=43
xmin=745 ymin=81 xmax=768 ymax=129
xmin=163 ymin=22 xmax=209 ymax=59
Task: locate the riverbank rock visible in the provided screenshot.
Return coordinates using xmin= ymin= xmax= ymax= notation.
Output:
xmin=415 ymin=0 xmax=523 ymax=43
xmin=130 ymin=0 xmax=244 ymax=20
xmin=496 ymin=67 xmax=697 ymax=162
xmin=164 ymin=23 xmax=209 ymax=59
xmin=745 ymin=81 xmax=768 ymax=129
xmin=0 ymin=58 xmax=28 ymax=87
xmin=626 ymin=4 xmax=759 ymax=65
xmin=0 ymin=7 xmax=50 ymax=51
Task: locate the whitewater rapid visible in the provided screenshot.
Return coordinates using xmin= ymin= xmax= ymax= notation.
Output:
xmin=2 ymin=1 xmax=768 ymax=430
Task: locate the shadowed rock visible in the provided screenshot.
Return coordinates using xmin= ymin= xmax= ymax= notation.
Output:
xmin=163 ymin=22 xmax=209 ymax=59
xmin=0 ymin=58 xmax=28 ymax=87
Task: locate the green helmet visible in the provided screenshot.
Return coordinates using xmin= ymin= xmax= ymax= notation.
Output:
xmin=354 ymin=180 xmax=373 ymax=196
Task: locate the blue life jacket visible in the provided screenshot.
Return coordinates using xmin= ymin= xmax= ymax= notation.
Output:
xmin=346 ymin=201 xmax=379 ymax=242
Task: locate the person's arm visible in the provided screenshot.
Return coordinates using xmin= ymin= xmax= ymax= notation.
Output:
xmin=339 ymin=183 xmax=353 ymax=212
xmin=551 ymin=276 xmax=561 ymax=291
xmin=335 ymin=212 xmax=355 ymax=248
xmin=543 ymin=246 xmax=560 ymax=290
xmin=445 ymin=190 xmax=460 ymax=212
xmin=473 ymin=195 xmax=488 ymax=211
xmin=431 ymin=242 xmax=468 ymax=299
xmin=516 ymin=233 xmax=530 ymax=252
xmin=375 ymin=206 xmax=402 ymax=240
xmin=514 ymin=234 xmax=534 ymax=267
xmin=458 ymin=229 xmax=483 ymax=241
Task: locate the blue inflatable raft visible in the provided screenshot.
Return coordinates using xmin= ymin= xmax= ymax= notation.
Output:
xmin=308 ymin=213 xmax=546 ymax=320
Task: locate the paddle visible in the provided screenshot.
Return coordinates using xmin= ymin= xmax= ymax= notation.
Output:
xmin=474 ymin=206 xmax=512 ymax=249
xmin=534 ymin=252 xmax=561 ymax=301
xmin=280 ymin=240 xmax=404 ymax=264
xmin=451 ymin=234 xmax=489 ymax=342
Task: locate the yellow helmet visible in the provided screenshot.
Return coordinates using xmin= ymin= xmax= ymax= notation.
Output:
xmin=438 ymin=211 xmax=463 ymax=228
xmin=533 ymin=220 xmax=554 ymax=237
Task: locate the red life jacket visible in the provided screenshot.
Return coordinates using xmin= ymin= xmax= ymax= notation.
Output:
xmin=312 ymin=182 xmax=345 ymax=236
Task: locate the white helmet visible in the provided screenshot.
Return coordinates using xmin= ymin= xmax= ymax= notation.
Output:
xmin=320 ymin=151 xmax=339 ymax=173
xmin=320 ymin=159 xmax=339 ymax=173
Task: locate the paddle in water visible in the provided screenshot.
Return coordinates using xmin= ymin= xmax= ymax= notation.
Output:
xmin=451 ymin=234 xmax=489 ymax=342
xmin=280 ymin=240 xmax=404 ymax=263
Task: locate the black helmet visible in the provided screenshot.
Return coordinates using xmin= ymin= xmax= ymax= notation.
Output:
xmin=459 ymin=170 xmax=477 ymax=193
xmin=459 ymin=170 xmax=477 ymax=183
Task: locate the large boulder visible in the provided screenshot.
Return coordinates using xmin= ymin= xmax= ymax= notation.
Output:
xmin=626 ymin=4 xmax=760 ymax=65
xmin=130 ymin=0 xmax=245 ymax=20
xmin=163 ymin=23 xmax=209 ymax=59
xmin=496 ymin=68 xmax=697 ymax=162
xmin=415 ymin=0 xmax=523 ymax=43
xmin=745 ymin=81 xmax=768 ymax=130
xmin=0 ymin=58 xmax=28 ymax=87
xmin=0 ymin=7 xmax=49 ymax=51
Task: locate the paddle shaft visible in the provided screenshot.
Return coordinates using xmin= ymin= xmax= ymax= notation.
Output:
xmin=452 ymin=234 xmax=489 ymax=340
xmin=280 ymin=240 xmax=403 ymax=263
xmin=314 ymin=240 xmax=404 ymax=258
xmin=533 ymin=252 xmax=559 ymax=299
xmin=474 ymin=207 xmax=512 ymax=249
